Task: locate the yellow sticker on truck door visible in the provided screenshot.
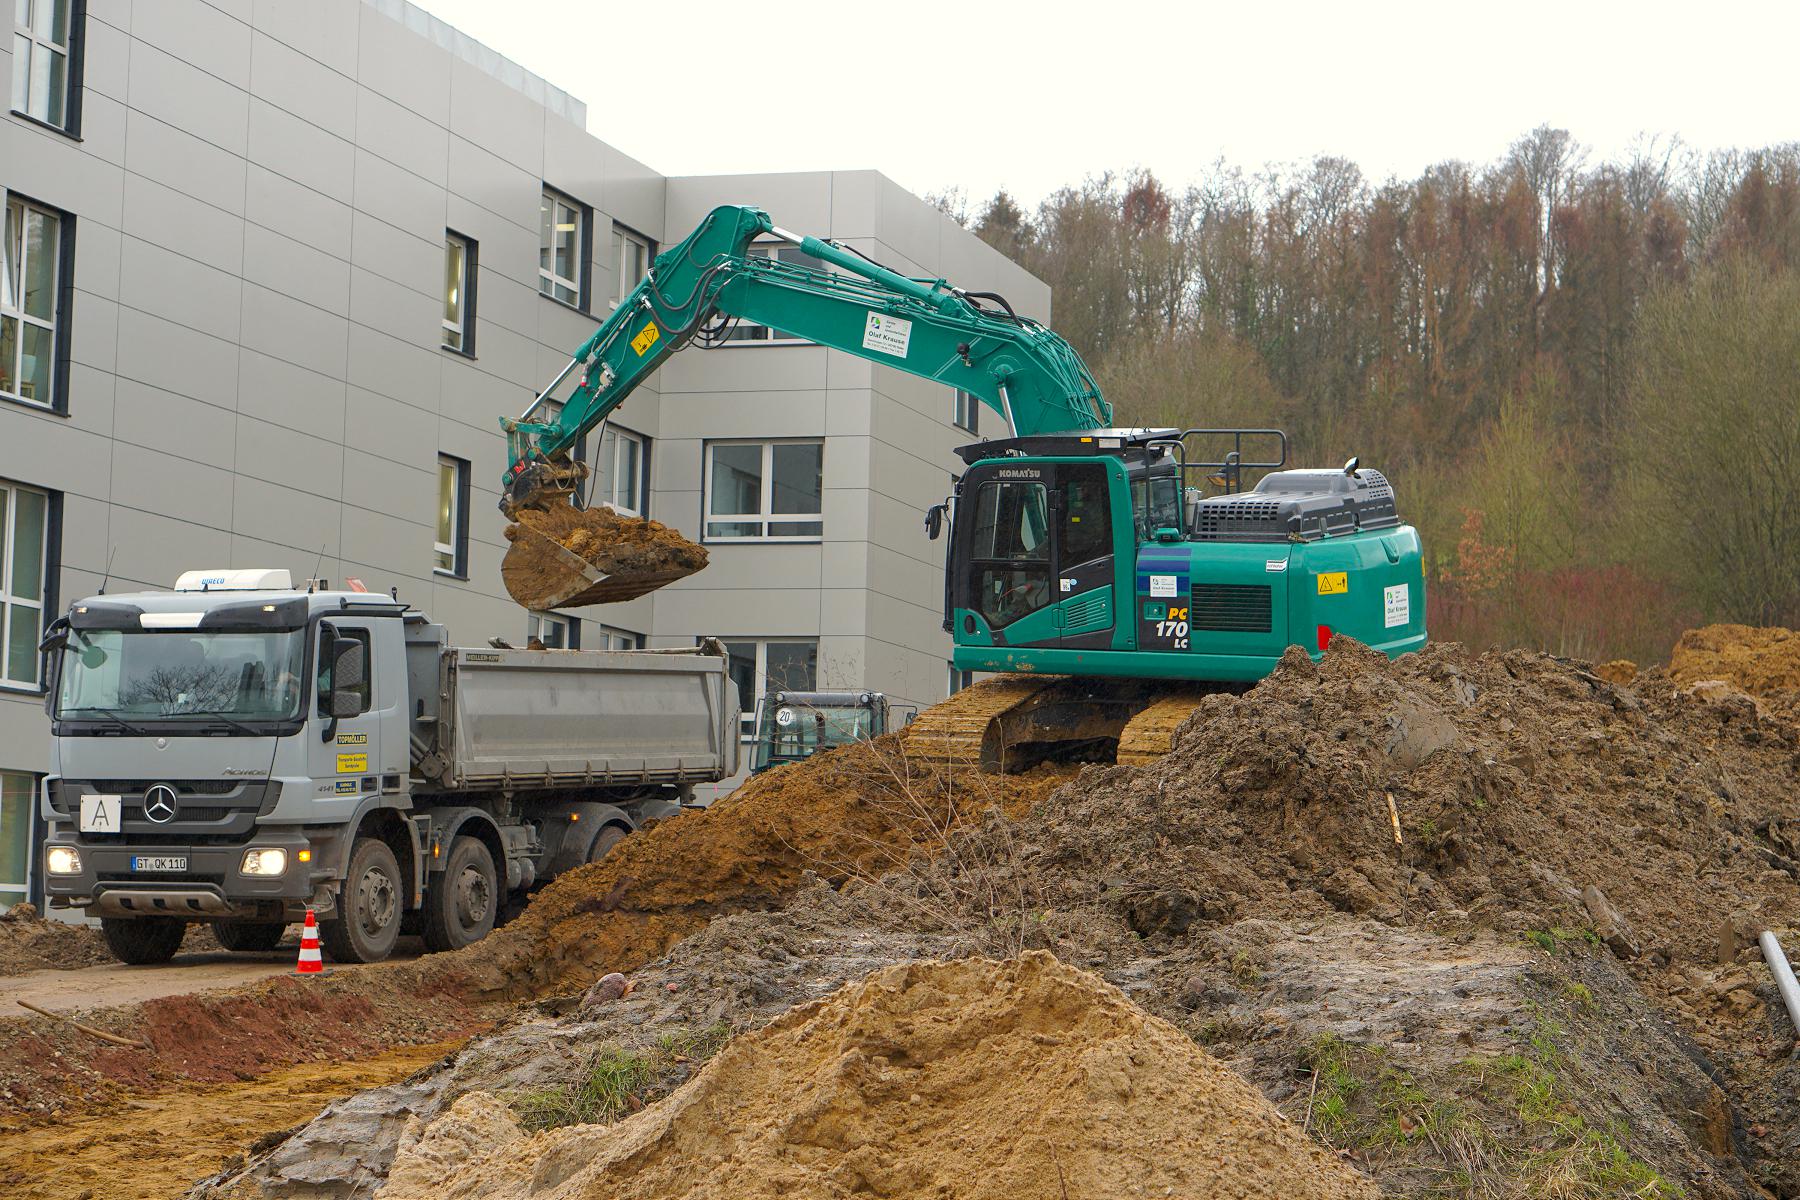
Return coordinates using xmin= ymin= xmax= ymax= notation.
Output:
xmin=1316 ymin=571 xmax=1348 ymax=595
xmin=336 ymin=753 xmax=368 ymax=774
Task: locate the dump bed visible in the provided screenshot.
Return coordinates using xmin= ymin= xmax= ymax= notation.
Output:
xmin=411 ymin=637 xmax=738 ymax=791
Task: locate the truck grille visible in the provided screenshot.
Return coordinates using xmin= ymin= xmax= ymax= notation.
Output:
xmin=1190 ymin=584 xmax=1272 ymax=633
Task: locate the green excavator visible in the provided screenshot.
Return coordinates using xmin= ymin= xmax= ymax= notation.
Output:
xmin=499 ymin=204 xmax=1425 ymax=769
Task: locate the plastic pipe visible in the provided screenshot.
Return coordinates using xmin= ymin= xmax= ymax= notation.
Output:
xmin=1759 ymin=930 xmax=1800 ymax=1034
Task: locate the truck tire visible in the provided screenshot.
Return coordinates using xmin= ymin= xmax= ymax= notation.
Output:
xmin=421 ymin=836 xmax=497 ymax=953
xmin=213 ymin=919 xmax=286 ymax=953
xmin=587 ymin=824 xmax=627 ymax=863
xmin=320 ymin=837 xmax=403 ymax=964
xmin=100 ymin=916 xmax=187 ymax=965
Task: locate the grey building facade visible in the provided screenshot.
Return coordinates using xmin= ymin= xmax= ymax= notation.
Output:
xmin=0 ymin=0 xmax=1048 ymax=906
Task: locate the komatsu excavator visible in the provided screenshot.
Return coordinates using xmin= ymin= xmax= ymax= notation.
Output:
xmin=499 ymin=205 xmax=1426 ymax=769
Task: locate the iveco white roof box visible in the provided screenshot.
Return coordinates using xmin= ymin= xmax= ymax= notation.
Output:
xmin=172 ymin=568 xmax=294 ymax=592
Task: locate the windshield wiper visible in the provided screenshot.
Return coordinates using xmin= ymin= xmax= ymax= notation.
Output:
xmin=58 ymin=708 xmax=154 ymax=735
xmin=172 ymin=708 xmax=268 ymax=735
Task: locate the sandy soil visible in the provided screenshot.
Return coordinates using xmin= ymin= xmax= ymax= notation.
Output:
xmin=0 ymin=1041 xmax=457 ymax=1200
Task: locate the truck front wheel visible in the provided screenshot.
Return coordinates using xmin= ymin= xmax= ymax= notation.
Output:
xmin=320 ymin=837 xmax=403 ymax=963
xmin=422 ymin=836 xmax=497 ymax=953
xmin=100 ymin=916 xmax=187 ymax=965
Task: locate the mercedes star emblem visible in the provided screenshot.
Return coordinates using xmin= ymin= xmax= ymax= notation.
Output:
xmin=142 ymin=784 xmax=179 ymax=824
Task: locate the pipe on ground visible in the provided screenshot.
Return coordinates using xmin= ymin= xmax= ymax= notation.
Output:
xmin=1758 ymin=930 xmax=1800 ymax=1035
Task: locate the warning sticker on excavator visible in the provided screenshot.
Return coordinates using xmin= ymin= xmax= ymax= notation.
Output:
xmin=631 ymin=322 xmax=660 ymax=356
xmin=336 ymin=753 xmax=368 ymax=774
xmin=1317 ymin=571 xmax=1348 ymax=595
xmin=862 ymin=311 xmax=912 ymax=357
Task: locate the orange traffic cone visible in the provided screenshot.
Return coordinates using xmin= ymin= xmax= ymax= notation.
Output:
xmin=294 ymin=907 xmax=327 ymax=976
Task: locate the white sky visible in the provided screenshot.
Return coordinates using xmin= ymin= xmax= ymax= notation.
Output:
xmin=414 ymin=0 xmax=1800 ymax=208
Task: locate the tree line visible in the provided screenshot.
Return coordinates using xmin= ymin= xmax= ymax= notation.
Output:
xmin=937 ymin=128 xmax=1800 ymax=663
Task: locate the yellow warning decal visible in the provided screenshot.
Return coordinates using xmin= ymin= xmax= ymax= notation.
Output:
xmin=1317 ymin=571 xmax=1348 ymax=596
xmin=336 ymin=732 xmax=367 ymax=746
xmin=630 ymin=322 xmax=660 ymax=356
xmin=336 ymin=753 xmax=368 ymax=774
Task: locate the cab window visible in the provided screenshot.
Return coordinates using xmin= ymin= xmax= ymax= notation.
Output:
xmin=316 ymin=626 xmax=373 ymax=716
xmin=970 ymin=480 xmax=1051 ymax=629
xmin=1059 ymin=466 xmax=1112 ymax=566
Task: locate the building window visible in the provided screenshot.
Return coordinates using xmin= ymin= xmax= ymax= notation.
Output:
xmin=953 ymin=390 xmax=979 ymax=435
xmin=593 ymin=427 xmax=644 ymax=515
xmin=0 ymin=770 xmax=36 ymax=909
xmin=704 ymin=440 xmax=823 ymax=541
xmin=11 ymin=0 xmax=81 ymax=133
xmin=0 ymin=480 xmax=47 ymax=689
xmin=724 ymin=242 xmax=826 ymax=342
xmin=435 ymin=454 xmax=469 ymax=577
xmin=526 ymin=611 xmax=577 ymax=649
xmin=442 ymin=231 xmax=476 ymax=355
xmin=1 ymin=194 xmax=67 ymax=411
xmin=612 ymin=223 xmax=654 ymax=306
xmin=722 ymin=639 xmax=817 ymax=739
xmin=539 ymin=187 xmax=589 ymax=309
xmin=594 ymin=624 xmax=643 ymax=651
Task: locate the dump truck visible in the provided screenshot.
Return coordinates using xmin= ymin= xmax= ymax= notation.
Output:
xmin=35 ymin=569 xmax=738 ymax=965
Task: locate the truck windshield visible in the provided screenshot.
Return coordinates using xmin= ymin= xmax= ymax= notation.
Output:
xmin=57 ymin=628 xmax=308 ymax=723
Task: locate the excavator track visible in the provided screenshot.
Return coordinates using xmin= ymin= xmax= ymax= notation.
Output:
xmin=900 ymin=676 xmax=1055 ymax=770
xmin=1116 ymin=689 xmax=1220 ymax=764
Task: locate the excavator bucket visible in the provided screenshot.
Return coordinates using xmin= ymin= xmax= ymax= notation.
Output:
xmin=501 ymin=500 xmax=708 ymax=610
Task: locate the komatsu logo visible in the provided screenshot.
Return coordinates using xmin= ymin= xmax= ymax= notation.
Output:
xmin=996 ymin=468 xmax=1041 ymax=479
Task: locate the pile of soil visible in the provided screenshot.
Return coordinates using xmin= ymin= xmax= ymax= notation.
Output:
xmin=1668 ymin=624 xmax=1800 ymax=694
xmin=502 ymin=505 xmax=707 ymax=608
xmin=0 ymin=906 xmax=110 ymax=975
xmin=450 ymin=722 xmax=1074 ymax=1000
xmin=214 ymin=641 xmax=1800 ymax=1198
xmin=380 ymin=953 xmax=1375 ymax=1200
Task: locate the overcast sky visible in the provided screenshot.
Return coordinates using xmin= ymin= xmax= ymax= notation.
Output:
xmin=414 ymin=0 xmax=1800 ymax=208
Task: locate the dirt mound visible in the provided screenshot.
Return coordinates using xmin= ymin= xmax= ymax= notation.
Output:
xmin=450 ymin=718 xmax=1073 ymax=1000
xmin=1668 ymin=623 xmax=1800 ymax=694
xmin=1593 ymin=658 xmax=1638 ymax=684
xmin=0 ymin=905 xmax=110 ymax=975
xmin=382 ymin=952 xmax=1376 ymax=1200
xmin=502 ymin=504 xmax=707 ymax=608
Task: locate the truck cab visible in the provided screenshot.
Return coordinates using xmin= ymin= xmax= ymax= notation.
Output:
xmin=749 ymin=690 xmax=891 ymax=774
xmin=37 ymin=569 xmax=737 ymax=965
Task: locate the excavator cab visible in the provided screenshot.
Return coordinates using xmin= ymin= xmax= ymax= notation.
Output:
xmin=749 ymin=690 xmax=891 ymax=773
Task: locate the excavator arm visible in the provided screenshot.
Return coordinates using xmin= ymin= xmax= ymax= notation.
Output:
xmin=501 ymin=204 xmax=1110 ymax=510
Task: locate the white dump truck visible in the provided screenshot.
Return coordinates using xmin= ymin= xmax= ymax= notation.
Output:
xmin=36 ymin=569 xmax=738 ymax=964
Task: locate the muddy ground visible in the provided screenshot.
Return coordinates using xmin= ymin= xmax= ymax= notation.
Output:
xmin=211 ymin=634 xmax=1800 ymax=1200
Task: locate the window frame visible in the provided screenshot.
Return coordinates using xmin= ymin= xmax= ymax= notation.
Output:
xmin=10 ymin=0 xmax=84 ymax=137
xmin=593 ymin=425 xmax=646 ymax=516
xmin=719 ymin=241 xmax=826 ymax=344
xmin=719 ymin=637 xmax=819 ymax=740
xmin=526 ymin=610 xmax=579 ymax=650
xmin=0 ymin=769 xmax=41 ymax=911
xmin=434 ymin=454 xmax=470 ymax=579
xmin=0 ymin=479 xmax=52 ymax=693
xmin=702 ymin=439 xmax=824 ymax=543
xmin=594 ymin=624 xmax=644 ymax=652
xmin=539 ymin=186 xmax=592 ymax=312
xmin=611 ymin=222 xmax=655 ymax=308
xmin=1 ymin=191 xmax=74 ymax=415
xmin=441 ymin=229 xmax=477 ymax=357
xmin=953 ymin=389 xmax=980 ymax=435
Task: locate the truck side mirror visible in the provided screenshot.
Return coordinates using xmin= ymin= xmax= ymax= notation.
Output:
xmin=330 ymin=638 xmax=365 ymax=718
xmin=924 ymin=503 xmax=945 ymax=541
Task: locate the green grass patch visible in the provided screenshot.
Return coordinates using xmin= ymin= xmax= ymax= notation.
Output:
xmin=512 ymin=1022 xmax=731 ymax=1132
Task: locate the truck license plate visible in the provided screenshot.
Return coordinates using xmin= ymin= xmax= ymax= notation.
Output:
xmin=131 ymin=856 xmax=188 ymax=872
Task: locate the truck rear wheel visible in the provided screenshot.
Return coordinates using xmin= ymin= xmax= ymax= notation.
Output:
xmin=213 ymin=919 xmax=287 ymax=953
xmin=320 ymin=837 xmax=403 ymax=963
xmin=587 ymin=824 xmax=627 ymax=863
xmin=422 ymin=836 xmax=497 ymax=953
xmin=100 ymin=916 xmax=187 ymax=965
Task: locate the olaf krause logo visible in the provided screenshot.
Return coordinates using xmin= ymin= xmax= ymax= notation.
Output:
xmin=142 ymin=784 xmax=179 ymax=824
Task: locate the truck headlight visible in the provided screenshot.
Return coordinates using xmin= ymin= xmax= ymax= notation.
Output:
xmin=240 ymin=848 xmax=288 ymax=876
xmin=46 ymin=847 xmax=81 ymax=875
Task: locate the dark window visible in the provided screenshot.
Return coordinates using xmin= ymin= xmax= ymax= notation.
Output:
xmin=442 ymin=230 xmax=477 ymax=355
xmin=435 ymin=454 xmax=470 ymax=577
xmin=316 ymin=627 xmax=371 ymax=716
xmin=1 ymin=192 xmax=74 ymax=414
xmin=970 ymin=480 xmax=1051 ymax=629
xmin=1059 ymin=465 xmax=1112 ymax=566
